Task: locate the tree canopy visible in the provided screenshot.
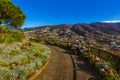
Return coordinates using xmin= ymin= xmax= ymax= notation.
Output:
xmin=0 ymin=0 xmax=26 ymax=27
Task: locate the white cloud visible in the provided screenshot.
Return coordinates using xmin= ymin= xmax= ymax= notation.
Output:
xmin=102 ymin=20 xmax=120 ymax=23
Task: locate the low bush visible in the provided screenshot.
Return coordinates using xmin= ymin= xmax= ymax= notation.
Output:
xmin=80 ymin=49 xmax=120 ymax=80
xmin=0 ymin=28 xmax=25 ymax=43
xmin=0 ymin=42 xmax=51 ymax=80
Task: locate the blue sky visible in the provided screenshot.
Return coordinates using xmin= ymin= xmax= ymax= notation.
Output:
xmin=11 ymin=0 xmax=120 ymax=28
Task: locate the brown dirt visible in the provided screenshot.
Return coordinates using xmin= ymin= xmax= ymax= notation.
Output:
xmin=34 ymin=45 xmax=100 ymax=80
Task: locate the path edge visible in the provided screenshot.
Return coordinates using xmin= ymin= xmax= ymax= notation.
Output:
xmin=28 ymin=55 xmax=51 ymax=80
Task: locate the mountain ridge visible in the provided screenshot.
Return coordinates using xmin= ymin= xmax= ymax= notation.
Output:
xmin=24 ymin=22 xmax=120 ymax=36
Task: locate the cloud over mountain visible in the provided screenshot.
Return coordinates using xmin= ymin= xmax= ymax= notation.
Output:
xmin=102 ymin=20 xmax=120 ymax=23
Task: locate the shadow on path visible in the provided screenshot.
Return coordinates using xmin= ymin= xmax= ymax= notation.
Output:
xmin=63 ymin=50 xmax=100 ymax=80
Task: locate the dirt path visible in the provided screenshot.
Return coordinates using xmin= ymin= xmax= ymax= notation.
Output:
xmin=34 ymin=45 xmax=73 ymax=80
xmin=34 ymin=45 xmax=100 ymax=80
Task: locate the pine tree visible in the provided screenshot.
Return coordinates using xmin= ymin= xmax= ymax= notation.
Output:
xmin=0 ymin=0 xmax=26 ymax=27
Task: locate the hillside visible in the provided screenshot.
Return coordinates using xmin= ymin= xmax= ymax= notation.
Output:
xmin=24 ymin=22 xmax=120 ymax=55
xmin=25 ymin=22 xmax=120 ymax=35
xmin=72 ymin=22 xmax=120 ymax=35
xmin=0 ymin=26 xmax=51 ymax=80
xmin=24 ymin=22 xmax=120 ymax=42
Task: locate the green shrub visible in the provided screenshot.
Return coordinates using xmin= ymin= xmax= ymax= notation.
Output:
xmin=10 ymin=50 xmax=21 ymax=55
xmin=102 ymin=73 xmax=120 ymax=80
xmin=10 ymin=30 xmax=25 ymax=42
xmin=0 ymin=30 xmax=25 ymax=43
xmin=0 ymin=26 xmax=9 ymax=34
